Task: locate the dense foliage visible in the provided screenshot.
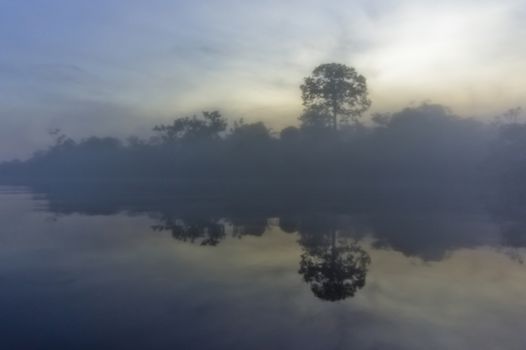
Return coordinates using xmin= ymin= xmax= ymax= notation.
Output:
xmin=1 ymin=64 xmax=524 ymax=191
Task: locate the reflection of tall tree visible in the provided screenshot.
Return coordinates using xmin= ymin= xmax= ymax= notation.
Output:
xmin=298 ymin=229 xmax=371 ymax=302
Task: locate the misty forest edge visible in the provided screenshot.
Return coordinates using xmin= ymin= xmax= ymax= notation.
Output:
xmin=1 ymin=63 xmax=525 ymax=193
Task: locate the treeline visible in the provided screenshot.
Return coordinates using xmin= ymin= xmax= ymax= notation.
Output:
xmin=0 ymin=63 xmax=525 ymax=189
xmin=1 ymin=103 xmax=525 ymax=188
xmin=0 ymin=103 xmax=523 ymax=186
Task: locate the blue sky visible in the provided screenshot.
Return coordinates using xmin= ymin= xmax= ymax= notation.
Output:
xmin=1 ymin=0 xmax=525 ymax=160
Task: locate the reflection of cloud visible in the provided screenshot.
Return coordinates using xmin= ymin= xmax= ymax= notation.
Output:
xmin=360 ymin=247 xmax=526 ymax=349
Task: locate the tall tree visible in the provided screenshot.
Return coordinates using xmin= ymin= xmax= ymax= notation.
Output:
xmin=300 ymin=63 xmax=371 ymax=129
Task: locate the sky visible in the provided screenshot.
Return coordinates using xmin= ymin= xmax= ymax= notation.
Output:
xmin=0 ymin=0 xmax=525 ymax=160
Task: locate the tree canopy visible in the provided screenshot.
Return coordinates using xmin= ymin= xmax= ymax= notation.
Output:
xmin=300 ymin=63 xmax=371 ymax=129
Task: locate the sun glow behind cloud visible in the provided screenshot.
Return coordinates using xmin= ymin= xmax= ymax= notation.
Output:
xmin=358 ymin=2 xmax=525 ymax=113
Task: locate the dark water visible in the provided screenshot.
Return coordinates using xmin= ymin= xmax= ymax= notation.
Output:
xmin=1 ymin=183 xmax=525 ymax=349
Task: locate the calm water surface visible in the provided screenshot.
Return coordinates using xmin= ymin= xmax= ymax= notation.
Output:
xmin=0 ymin=184 xmax=525 ymax=349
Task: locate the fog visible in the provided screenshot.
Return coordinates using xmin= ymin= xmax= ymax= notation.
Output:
xmin=2 ymin=101 xmax=524 ymax=193
xmin=3 ymin=2 xmax=526 ymax=348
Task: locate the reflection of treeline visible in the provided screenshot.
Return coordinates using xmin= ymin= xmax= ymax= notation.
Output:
xmin=1 ymin=103 xmax=524 ymax=187
xmin=25 ymin=178 xmax=525 ymax=261
xmin=148 ymin=204 xmax=525 ymax=300
xmin=152 ymin=211 xmax=371 ymax=302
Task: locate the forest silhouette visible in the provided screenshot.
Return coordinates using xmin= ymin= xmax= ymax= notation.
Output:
xmin=1 ymin=63 xmax=525 ymax=196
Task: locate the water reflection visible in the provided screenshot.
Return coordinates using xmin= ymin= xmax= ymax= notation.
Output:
xmin=298 ymin=231 xmax=370 ymax=301
xmin=152 ymin=212 xmax=371 ymax=301
xmin=152 ymin=216 xmax=226 ymax=246
xmin=21 ymin=180 xmax=526 ymax=261
xmin=1 ymin=183 xmax=526 ymax=349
